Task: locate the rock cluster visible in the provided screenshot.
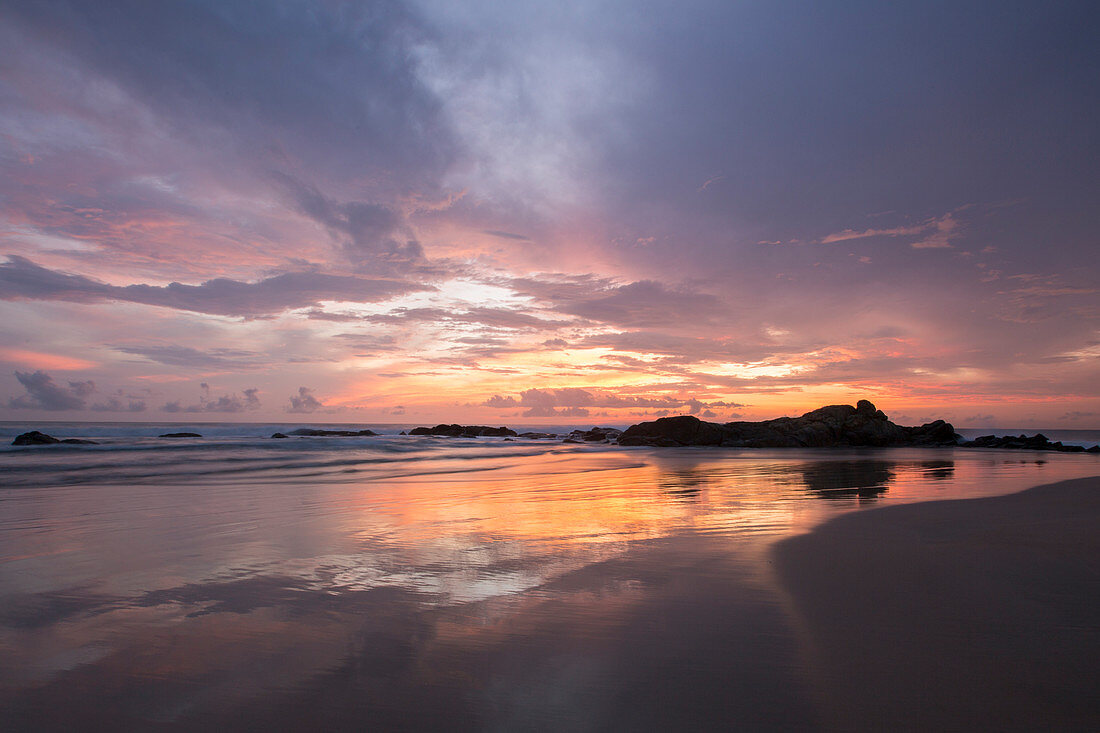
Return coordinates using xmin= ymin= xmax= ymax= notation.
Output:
xmin=408 ymin=424 xmax=517 ymax=438
xmin=564 ymin=427 xmax=623 ymax=443
xmin=11 ymin=431 xmax=98 ymax=446
xmin=961 ymin=434 xmax=1100 ymax=453
xmin=283 ymin=428 xmax=378 ymax=437
xmin=618 ymin=401 xmax=961 ymax=448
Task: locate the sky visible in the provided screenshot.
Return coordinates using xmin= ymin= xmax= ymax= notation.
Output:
xmin=1 ymin=0 xmax=1097 ymax=428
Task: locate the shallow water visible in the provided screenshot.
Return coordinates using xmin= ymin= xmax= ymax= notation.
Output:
xmin=1 ymin=434 xmax=1098 ymax=730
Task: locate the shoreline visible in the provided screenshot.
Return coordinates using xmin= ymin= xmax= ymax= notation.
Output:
xmin=772 ymin=476 xmax=1100 ymax=731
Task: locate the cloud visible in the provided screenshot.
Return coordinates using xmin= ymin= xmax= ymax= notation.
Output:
xmin=483 ymin=387 xmax=736 ymax=416
xmin=163 ymin=384 xmax=260 ymax=413
xmin=820 ymin=211 xmax=962 ymax=249
xmin=287 ymin=387 xmax=323 ymax=414
xmin=1061 ymin=411 xmax=1097 ymax=422
xmin=482 ymin=230 xmax=531 ymax=241
xmin=538 ymin=279 xmax=729 ymax=328
xmin=274 ymin=173 xmax=427 ymax=272
xmin=0 ymin=256 xmax=431 ymax=317
xmin=820 ymin=223 xmax=927 ymax=244
xmin=363 ymin=306 xmax=568 ymax=330
xmin=112 ymin=344 xmax=262 ymax=368
xmin=8 ymin=370 xmax=95 ymax=410
xmin=3 ymin=0 xmax=455 ymax=183
xmin=90 ymin=395 xmax=146 ymax=412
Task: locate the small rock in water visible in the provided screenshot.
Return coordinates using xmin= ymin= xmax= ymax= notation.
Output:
xmin=408 ymin=425 xmax=518 ymax=438
xmin=12 ymin=430 xmax=60 ymax=445
xmin=12 ymin=431 xmax=98 ymax=446
xmin=271 ymin=433 xmax=288 ymax=439
xmin=159 ymin=432 xmax=202 ymax=438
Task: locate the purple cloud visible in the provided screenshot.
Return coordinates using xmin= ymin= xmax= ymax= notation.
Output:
xmin=287 ymin=387 xmax=323 ymax=414
xmin=0 ymin=256 xmax=431 ymax=317
xmin=163 ymin=384 xmax=260 ymax=413
xmin=8 ymin=370 xmax=95 ymax=410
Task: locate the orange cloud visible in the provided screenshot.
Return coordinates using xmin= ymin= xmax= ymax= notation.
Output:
xmin=0 ymin=349 xmax=98 ymax=371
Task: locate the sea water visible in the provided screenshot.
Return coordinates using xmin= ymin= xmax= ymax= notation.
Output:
xmin=1 ymin=422 xmax=1098 ymax=729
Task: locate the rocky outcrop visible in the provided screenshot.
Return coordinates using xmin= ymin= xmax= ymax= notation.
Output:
xmin=566 ymin=427 xmax=623 ymax=443
xmin=961 ymin=434 xmax=1100 ymax=453
xmin=159 ymin=432 xmax=202 ymax=438
xmin=12 ymin=431 xmax=98 ymax=446
xmin=618 ymin=401 xmax=961 ymax=448
xmin=285 ymin=428 xmax=377 ymax=437
xmin=408 ymin=425 xmax=517 ymax=438
xmin=518 ymin=431 xmax=558 ymax=439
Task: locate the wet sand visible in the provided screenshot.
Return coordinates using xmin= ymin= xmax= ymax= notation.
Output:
xmin=773 ymin=476 xmax=1100 ymax=732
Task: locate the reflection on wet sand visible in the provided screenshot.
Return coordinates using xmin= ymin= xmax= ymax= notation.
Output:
xmin=796 ymin=459 xmax=955 ymax=502
xmin=1 ymin=446 xmax=1095 ymax=729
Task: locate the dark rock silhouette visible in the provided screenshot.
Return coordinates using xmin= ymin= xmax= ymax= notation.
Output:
xmin=286 ymin=428 xmax=377 ymax=437
xmin=271 ymin=433 xmax=288 ymax=439
xmin=619 ymin=401 xmax=961 ymax=448
xmin=518 ymin=432 xmax=558 ymax=439
xmin=12 ymin=431 xmax=98 ymax=446
xmin=159 ymin=432 xmax=202 ymax=438
xmin=566 ymin=427 xmax=623 ymax=443
xmin=961 ymin=434 xmax=1099 ymax=453
xmin=408 ymin=425 xmax=517 ymax=438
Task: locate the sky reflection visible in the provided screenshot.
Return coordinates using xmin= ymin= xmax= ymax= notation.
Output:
xmin=2 ymin=446 xmax=1097 ymax=728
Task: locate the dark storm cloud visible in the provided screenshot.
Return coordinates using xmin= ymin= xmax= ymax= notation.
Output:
xmin=9 ymin=370 xmax=95 ymax=410
xmin=0 ymin=256 xmax=431 ymax=317
xmin=590 ymin=1 xmax=1100 ymax=266
xmin=1 ymin=0 xmax=455 ymax=184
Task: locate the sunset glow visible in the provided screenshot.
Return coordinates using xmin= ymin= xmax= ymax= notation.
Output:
xmin=1 ymin=2 xmax=1097 ymax=428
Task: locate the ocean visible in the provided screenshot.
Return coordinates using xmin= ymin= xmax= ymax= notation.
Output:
xmin=2 ymin=421 xmax=1099 ymax=729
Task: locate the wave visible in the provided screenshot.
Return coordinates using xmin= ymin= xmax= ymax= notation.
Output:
xmin=0 ymin=434 xmax=596 ymax=488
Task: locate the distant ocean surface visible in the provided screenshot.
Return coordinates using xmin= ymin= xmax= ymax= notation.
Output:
xmin=2 ymin=420 xmax=1099 ymax=729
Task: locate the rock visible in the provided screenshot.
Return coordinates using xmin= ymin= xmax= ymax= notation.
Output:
xmin=13 ymin=431 xmax=60 ymax=445
xmin=271 ymin=433 xmax=288 ymax=439
xmin=408 ymin=425 xmax=517 ymax=438
xmin=960 ymin=433 xmax=1094 ymax=452
xmin=12 ymin=431 xmax=98 ymax=446
xmin=518 ymin=432 xmax=557 ymax=439
xmin=286 ymin=428 xmax=377 ymax=437
xmin=399 ymin=431 xmax=407 ymax=436
xmin=618 ymin=401 xmax=963 ymax=449
xmin=620 ymin=416 xmax=730 ymax=446
xmin=159 ymin=432 xmax=202 ymax=438
xmin=567 ymin=427 xmax=624 ymax=442
xmin=903 ymin=420 xmax=958 ymax=446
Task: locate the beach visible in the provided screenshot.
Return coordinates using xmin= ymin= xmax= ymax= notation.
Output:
xmin=773 ymin=476 xmax=1100 ymax=731
xmin=2 ymin=430 xmax=1099 ymax=729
